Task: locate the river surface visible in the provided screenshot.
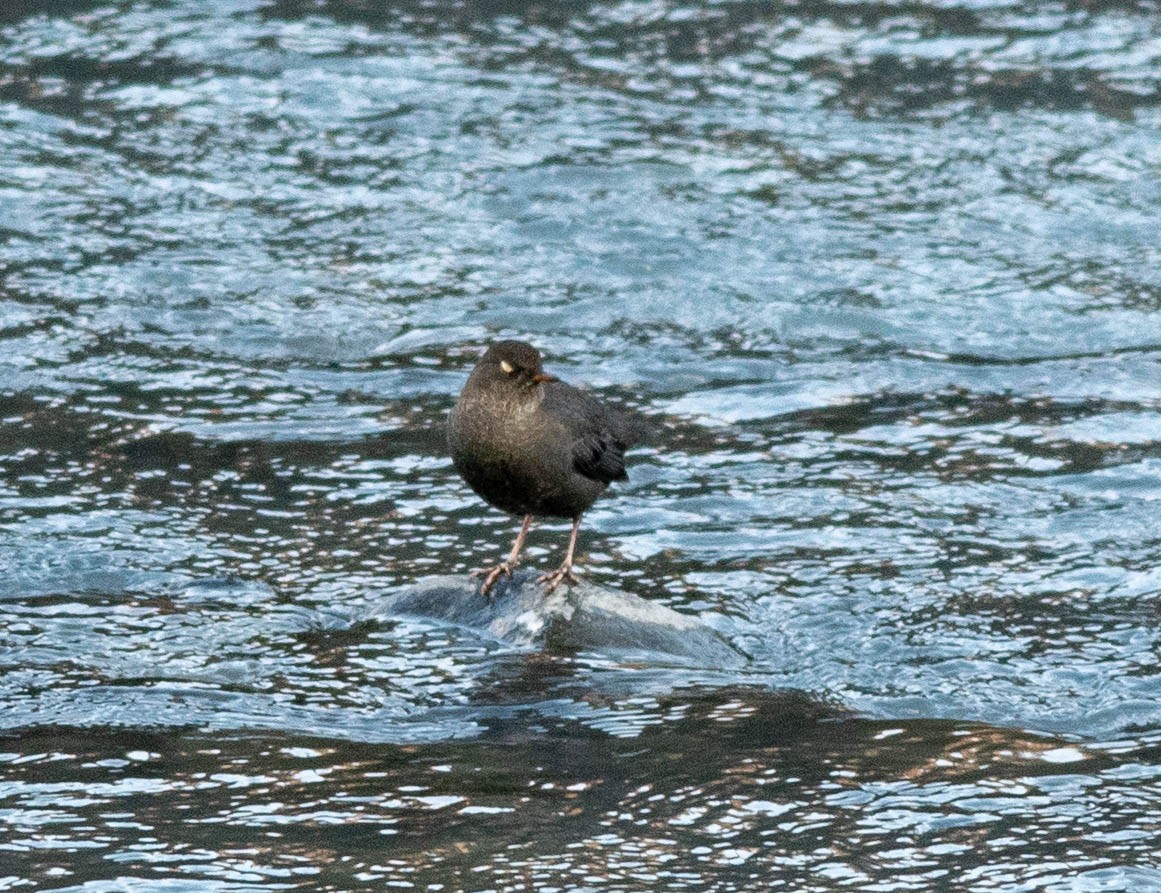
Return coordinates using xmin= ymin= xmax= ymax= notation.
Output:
xmin=3 ymin=0 xmax=1161 ymax=890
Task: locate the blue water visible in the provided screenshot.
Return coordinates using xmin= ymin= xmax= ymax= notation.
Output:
xmin=3 ymin=0 xmax=1161 ymax=889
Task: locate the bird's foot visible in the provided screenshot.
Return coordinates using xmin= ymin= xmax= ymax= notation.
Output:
xmin=472 ymin=562 xmax=516 ymax=597
xmin=536 ymin=564 xmax=580 ymax=594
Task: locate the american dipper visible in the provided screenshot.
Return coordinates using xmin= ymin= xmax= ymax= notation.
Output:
xmin=448 ymin=340 xmax=643 ymax=595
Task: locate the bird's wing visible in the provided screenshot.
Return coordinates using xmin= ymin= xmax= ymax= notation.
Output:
xmin=542 ymin=383 xmax=635 ymax=485
xmin=573 ymin=427 xmax=629 ymax=483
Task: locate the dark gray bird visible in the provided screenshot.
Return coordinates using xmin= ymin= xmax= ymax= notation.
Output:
xmin=448 ymin=340 xmax=643 ymax=595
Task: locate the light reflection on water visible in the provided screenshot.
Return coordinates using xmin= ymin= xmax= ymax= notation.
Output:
xmin=4 ymin=698 xmax=1161 ymax=891
xmin=3 ymin=0 xmax=1161 ymax=889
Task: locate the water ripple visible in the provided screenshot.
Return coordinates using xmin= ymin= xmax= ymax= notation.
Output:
xmin=4 ymin=0 xmax=1161 ymax=888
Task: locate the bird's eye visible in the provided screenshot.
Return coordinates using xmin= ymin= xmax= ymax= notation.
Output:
xmin=500 ymin=360 xmax=515 ymax=374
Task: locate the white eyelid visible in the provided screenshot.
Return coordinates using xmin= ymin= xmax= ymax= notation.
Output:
xmin=500 ymin=360 xmax=515 ymax=374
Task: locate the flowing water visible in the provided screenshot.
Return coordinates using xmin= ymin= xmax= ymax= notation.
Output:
xmin=3 ymin=0 xmax=1161 ymax=889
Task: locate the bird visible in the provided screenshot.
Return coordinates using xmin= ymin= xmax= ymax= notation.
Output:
xmin=447 ymin=340 xmax=644 ymax=595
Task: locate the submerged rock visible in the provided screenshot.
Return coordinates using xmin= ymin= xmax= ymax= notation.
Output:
xmin=385 ymin=571 xmax=748 ymax=669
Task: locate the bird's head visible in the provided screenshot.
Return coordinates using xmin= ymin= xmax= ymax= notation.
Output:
xmin=479 ymin=340 xmax=557 ymax=389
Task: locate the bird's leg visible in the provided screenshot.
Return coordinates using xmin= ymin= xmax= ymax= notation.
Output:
xmin=474 ymin=514 xmax=533 ymax=596
xmin=537 ymin=517 xmax=582 ymax=593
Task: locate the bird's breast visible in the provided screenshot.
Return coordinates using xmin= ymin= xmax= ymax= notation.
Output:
xmin=448 ymin=390 xmax=591 ymax=518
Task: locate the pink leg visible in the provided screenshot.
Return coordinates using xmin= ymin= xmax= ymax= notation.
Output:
xmin=537 ymin=517 xmax=582 ymax=593
xmin=475 ymin=515 xmax=533 ymax=596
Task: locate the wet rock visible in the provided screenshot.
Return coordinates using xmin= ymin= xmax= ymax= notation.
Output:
xmin=385 ymin=571 xmax=748 ymax=669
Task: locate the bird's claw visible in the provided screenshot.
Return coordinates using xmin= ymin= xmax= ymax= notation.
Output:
xmin=472 ymin=562 xmax=514 ymax=597
xmin=536 ymin=565 xmax=579 ymax=594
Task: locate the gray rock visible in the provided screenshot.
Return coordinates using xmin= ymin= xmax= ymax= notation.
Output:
xmin=385 ymin=571 xmax=748 ymax=669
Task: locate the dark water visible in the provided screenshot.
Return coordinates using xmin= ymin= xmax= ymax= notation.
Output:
xmin=3 ymin=0 xmax=1161 ymax=889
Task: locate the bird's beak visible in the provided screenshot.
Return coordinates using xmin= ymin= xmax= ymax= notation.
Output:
xmin=532 ymin=373 xmax=556 ymax=384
